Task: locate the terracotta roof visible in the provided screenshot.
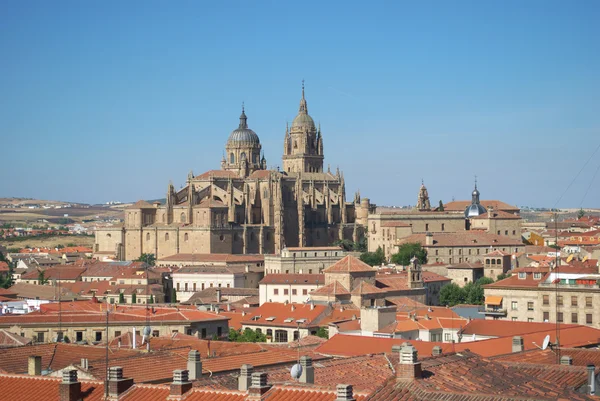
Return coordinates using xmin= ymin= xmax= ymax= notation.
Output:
xmin=323 ymin=255 xmax=376 ymax=273
xmin=350 ymin=281 xmax=385 ymax=295
xmin=309 ymin=281 xmax=350 ymax=296
xmin=248 ymin=170 xmax=274 ymax=179
xmin=20 ymin=266 xmax=87 ymax=281
xmin=385 ymin=297 xmax=427 ymax=311
xmin=0 ymin=343 xmax=139 ymax=374
xmin=421 ymin=271 xmax=451 ymax=283
xmin=483 ymin=271 xmax=546 ymax=289
xmin=260 ymin=386 xmax=367 ymax=401
xmin=194 ymin=170 xmax=240 ymax=179
xmin=6 ymin=282 xmax=78 ymax=300
xmin=315 ymin=306 xmax=360 ymax=326
xmin=459 ymin=319 xmax=577 ymax=337
xmin=316 ymin=334 xmax=453 ymax=357
xmin=447 ymin=262 xmax=483 ymax=269
xmin=240 ymin=302 xmax=328 ymax=328
xmin=455 ymin=325 xmax=600 ymax=357
xmin=0 ymin=330 xmax=31 ymax=348
xmin=376 ymin=276 xmax=408 ymax=290
xmin=443 ymin=200 xmax=520 ymax=212
xmin=0 ymin=374 xmax=104 ymax=401
xmin=366 ymin=351 xmax=594 ymax=401
xmin=260 ymin=274 xmax=325 ymax=285
xmin=184 ymin=287 xmax=259 ymax=305
xmin=495 ymin=347 xmax=600 ymax=366
xmin=0 ymin=261 xmax=9 ymax=271
xmin=127 ymin=200 xmax=155 ymax=209
xmin=197 ymin=198 xmax=227 ymax=208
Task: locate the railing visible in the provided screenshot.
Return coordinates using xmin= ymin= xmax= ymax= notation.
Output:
xmin=480 ymin=308 xmax=507 ymax=316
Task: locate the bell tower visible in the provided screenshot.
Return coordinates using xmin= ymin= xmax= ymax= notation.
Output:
xmin=282 ymin=81 xmax=324 ymax=174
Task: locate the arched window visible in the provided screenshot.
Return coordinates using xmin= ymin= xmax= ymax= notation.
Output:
xmin=240 ymin=152 xmax=246 ymax=160
xmin=180 ymin=212 xmax=186 ymax=223
xmin=165 ymin=233 xmax=170 ymax=241
xmin=184 ymin=233 xmax=189 ymax=242
xmin=230 ymin=153 xmax=235 ymax=163
xmin=263 ymin=189 xmax=268 ymax=198
xmin=146 ymin=233 xmax=150 ymax=241
xmin=106 ymin=233 xmax=111 ymax=239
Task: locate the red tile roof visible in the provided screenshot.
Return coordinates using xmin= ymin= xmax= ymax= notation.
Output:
xmin=310 ymin=281 xmax=350 ymax=296
xmin=350 ymin=281 xmax=385 ymax=295
xmin=472 ymin=210 xmax=521 ymax=219
xmin=316 ymin=334 xmax=453 ymax=357
xmin=323 ymin=255 xmax=376 ymax=273
xmin=194 ymin=170 xmax=240 ymax=179
xmin=127 ymin=200 xmax=155 ymax=209
xmin=0 ymin=374 xmax=104 ymax=401
xmin=240 ymin=302 xmax=328 ymax=328
xmin=443 ymin=200 xmax=519 ymax=212
xmin=459 ymin=319 xmax=576 ymax=337
xmin=398 ymin=232 xmax=524 ymax=248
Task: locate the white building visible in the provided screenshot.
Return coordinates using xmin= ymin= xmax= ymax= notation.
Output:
xmin=172 ymin=265 xmax=263 ymax=302
xmin=264 ymin=246 xmax=345 ymax=275
xmin=259 ymin=274 xmax=324 ymax=305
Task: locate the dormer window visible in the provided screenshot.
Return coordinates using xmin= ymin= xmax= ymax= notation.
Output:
xmin=518 ymin=272 xmax=526 ymax=279
xmin=534 ymin=273 xmax=542 ymax=279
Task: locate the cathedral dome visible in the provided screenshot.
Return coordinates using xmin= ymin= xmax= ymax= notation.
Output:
xmin=292 ymin=112 xmax=316 ymax=130
xmin=227 ymin=107 xmax=260 ymax=146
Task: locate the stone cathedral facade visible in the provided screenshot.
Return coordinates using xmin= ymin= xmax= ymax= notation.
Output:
xmin=95 ymin=86 xmax=373 ymax=261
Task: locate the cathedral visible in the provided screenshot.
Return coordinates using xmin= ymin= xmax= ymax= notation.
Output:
xmin=95 ymin=85 xmax=373 ymax=261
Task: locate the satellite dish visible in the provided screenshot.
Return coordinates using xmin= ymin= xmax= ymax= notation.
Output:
xmin=290 ymin=363 xmax=303 ymax=380
xmin=542 ymin=335 xmax=550 ymax=350
xmin=143 ymin=326 xmax=151 ymax=336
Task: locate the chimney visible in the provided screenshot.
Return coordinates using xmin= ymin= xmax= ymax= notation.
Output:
xmin=511 ymin=336 xmax=524 ymax=353
xmin=425 ymin=232 xmax=433 ymax=246
xmin=247 ymin=372 xmax=271 ymax=398
xmin=227 ymin=304 xmax=231 ymax=312
xmin=238 ymin=364 xmax=253 ymax=391
xmin=299 ymin=356 xmax=314 ymax=384
xmin=59 ymin=369 xmax=81 ymax=401
xmin=560 ymin=355 xmax=573 ymax=365
xmin=170 ymin=369 xmax=193 ymax=398
xmin=187 ymin=350 xmax=202 ymax=380
xmin=335 ymin=384 xmax=355 ymax=401
xmin=107 ymin=366 xmax=134 ymax=398
xmin=80 ymin=358 xmax=88 ymax=370
xmin=588 ymin=365 xmax=596 ymax=395
xmin=396 ymin=343 xmax=422 ymax=380
xmin=28 ymin=355 xmax=41 ymax=376
xmin=432 ymin=346 xmax=442 ymax=357
xmin=216 ymin=289 xmax=221 ymax=303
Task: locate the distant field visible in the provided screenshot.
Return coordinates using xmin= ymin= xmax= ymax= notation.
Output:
xmin=0 ymin=234 xmax=95 ymax=250
xmin=0 ymin=206 xmax=122 ymax=223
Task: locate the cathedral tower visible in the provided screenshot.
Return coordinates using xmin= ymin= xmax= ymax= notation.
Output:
xmin=282 ymin=82 xmax=324 ymax=174
xmin=416 ymin=181 xmax=431 ymax=211
xmin=222 ymin=105 xmax=266 ymax=178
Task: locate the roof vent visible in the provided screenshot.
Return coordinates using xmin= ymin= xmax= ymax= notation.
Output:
xmin=512 ymin=336 xmax=524 ymax=353
xmin=560 ymin=355 xmax=573 ymax=365
xmin=170 ymin=369 xmax=192 ymax=398
xmin=432 ymin=346 xmax=443 ymax=356
xmin=335 ymin=384 xmax=355 ymax=401
xmin=59 ymin=369 xmax=81 ymax=401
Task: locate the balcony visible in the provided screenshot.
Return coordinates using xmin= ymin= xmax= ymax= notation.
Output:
xmin=481 ymin=307 xmax=507 ymax=317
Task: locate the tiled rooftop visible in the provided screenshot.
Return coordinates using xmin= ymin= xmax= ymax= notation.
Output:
xmin=240 ymin=302 xmax=328 ymax=328
xmin=323 ymin=255 xmax=376 ymax=273
xmin=259 ymin=274 xmax=325 ymax=285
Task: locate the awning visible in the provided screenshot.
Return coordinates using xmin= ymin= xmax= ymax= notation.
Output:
xmin=485 ymin=296 xmax=503 ymax=306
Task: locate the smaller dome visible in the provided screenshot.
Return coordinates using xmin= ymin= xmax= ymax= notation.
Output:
xmin=465 ymin=203 xmax=487 ymax=218
xmin=472 ymin=188 xmax=480 ymax=197
xmin=227 ymin=107 xmax=260 ymax=146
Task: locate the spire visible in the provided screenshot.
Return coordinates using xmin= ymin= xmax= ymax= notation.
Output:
xmin=298 ymin=79 xmax=308 ymax=114
xmin=239 ymin=103 xmax=248 ymax=129
xmin=472 ymin=175 xmax=481 ymax=204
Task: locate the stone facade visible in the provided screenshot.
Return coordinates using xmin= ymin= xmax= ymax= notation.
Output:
xmin=368 ymin=183 xmax=522 ymax=259
xmin=263 ymin=246 xmax=345 ymax=275
xmin=95 ymin=86 xmax=372 ymax=261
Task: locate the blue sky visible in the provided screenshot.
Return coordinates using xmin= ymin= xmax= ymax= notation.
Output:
xmin=1 ymin=1 xmax=599 ymax=208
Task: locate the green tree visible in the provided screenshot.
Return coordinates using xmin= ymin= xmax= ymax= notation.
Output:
xmin=148 ymin=295 xmax=154 ymax=304
xmin=360 ymin=246 xmax=386 ymax=266
xmin=55 ymin=244 xmax=64 ymax=249
xmin=333 ymin=239 xmax=354 ymax=252
xmin=136 ymin=253 xmax=156 ymax=266
xmin=496 ymin=272 xmax=511 ymax=281
xmin=66 ymin=243 xmax=77 ymax=247
xmin=229 ymin=328 xmax=267 ymax=343
xmin=119 ymin=292 xmax=125 ymax=303
xmin=439 ymin=283 xmax=466 ymax=306
xmin=438 ymin=200 xmax=444 ymax=212
xmin=171 ymin=287 xmax=178 ymax=303
xmin=578 ymin=208 xmax=585 ymax=219
xmin=316 ymin=327 xmax=329 ymax=339
xmin=131 ymin=292 xmax=137 ymax=304
xmin=391 ymin=242 xmax=428 ymax=266
xmin=354 ymin=236 xmax=368 ymax=252
xmin=38 ymin=270 xmax=49 ymax=285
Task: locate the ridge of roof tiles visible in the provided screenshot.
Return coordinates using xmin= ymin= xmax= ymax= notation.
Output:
xmin=310 ymin=280 xmax=350 ymax=296
xmin=323 ymin=255 xmax=376 ymax=273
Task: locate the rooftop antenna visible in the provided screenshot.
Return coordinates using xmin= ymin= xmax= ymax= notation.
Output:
xmin=104 ymin=305 xmax=111 ymax=398
xmin=554 ymin=212 xmax=561 ymax=364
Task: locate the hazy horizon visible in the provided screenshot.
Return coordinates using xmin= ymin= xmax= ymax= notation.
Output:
xmin=2 ymin=1 xmax=599 ymax=208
